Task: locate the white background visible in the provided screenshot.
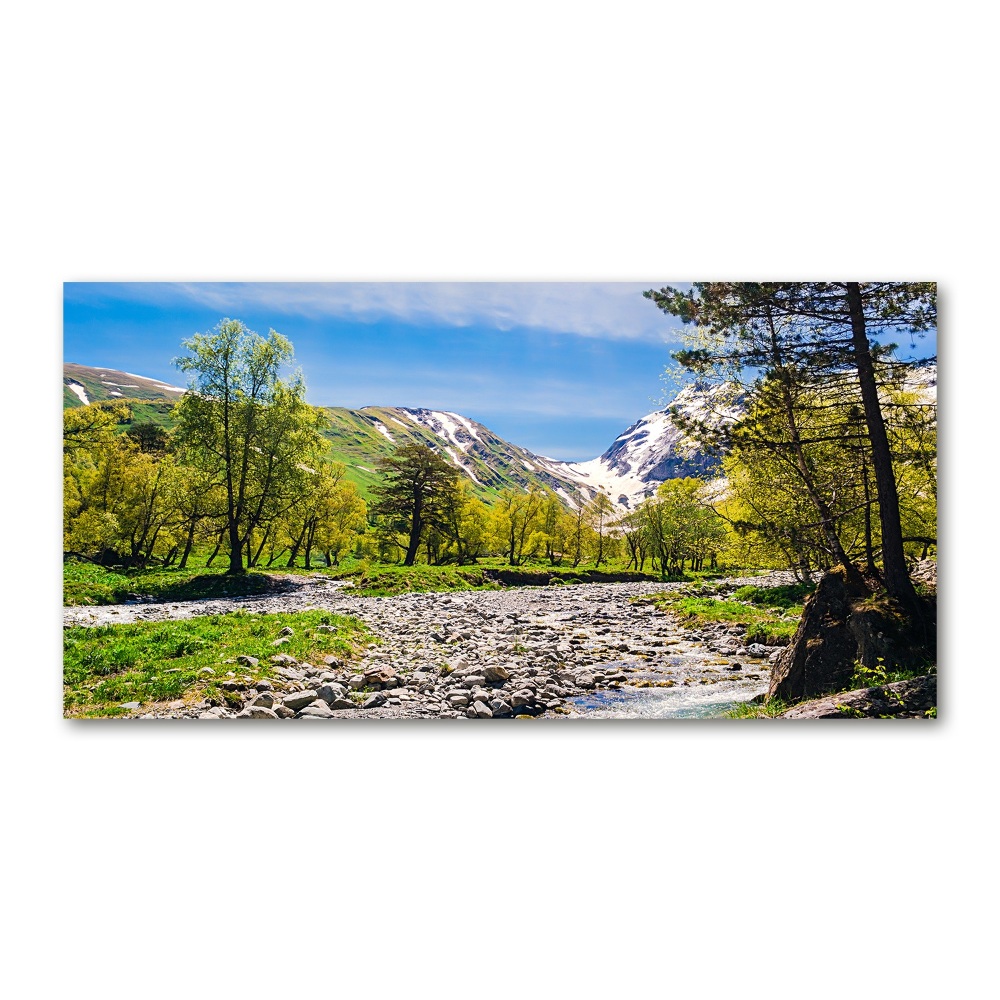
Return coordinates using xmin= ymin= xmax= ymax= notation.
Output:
xmin=2 ymin=2 xmax=993 ymax=997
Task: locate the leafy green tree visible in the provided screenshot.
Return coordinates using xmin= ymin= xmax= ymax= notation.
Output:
xmin=644 ymin=281 xmax=936 ymax=609
xmin=642 ymin=478 xmax=726 ymax=578
xmin=613 ymin=505 xmax=651 ymax=572
xmin=490 ymin=486 xmax=547 ymax=565
xmin=584 ymin=492 xmax=616 ymax=567
xmin=63 ymin=401 xmax=130 ymax=454
xmin=369 ymin=443 xmax=460 ymax=566
xmin=436 ymin=484 xmax=491 ymax=565
xmin=173 ymin=319 xmax=323 ymax=575
xmin=126 ymin=421 xmax=170 ymax=454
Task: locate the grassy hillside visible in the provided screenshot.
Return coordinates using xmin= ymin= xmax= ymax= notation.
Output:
xmin=62 ymin=364 xmax=592 ymax=507
xmin=64 ymin=363 xmax=186 ymax=407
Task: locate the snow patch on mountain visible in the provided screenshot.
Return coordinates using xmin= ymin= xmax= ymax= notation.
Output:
xmin=66 ymin=381 xmax=89 ymax=405
xmin=547 ymin=381 xmax=745 ymax=508
xmin=374 ymin=421 xmax=395 ymax=443
xmin=400 ymin=408 xmax=479 ymax=454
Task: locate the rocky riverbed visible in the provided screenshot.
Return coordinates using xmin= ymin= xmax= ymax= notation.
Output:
xmin=64 ymin=572 xmax=800 ymax=720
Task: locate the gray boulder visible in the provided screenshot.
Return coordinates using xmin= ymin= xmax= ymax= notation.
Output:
xmin=297 ymin=702 xmax=335 ymax=718
xmin=282 ymin=690 xmax=320 ymax=711
xmin=317 ymin=682 xmax=348 ymax=704
xmin=237 ymin=706 xmax=279 ymax=720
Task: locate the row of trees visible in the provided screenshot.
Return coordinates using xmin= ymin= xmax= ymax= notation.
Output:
xmin=64 ymin=321 xmax=368 ymax=573
xmin=65 ymin=319 xmax=732 ymax=576
xmin=366 ymin=441 xmax=730 ymax=577
xmin=68 ymin=291 xmax=936 ymax=586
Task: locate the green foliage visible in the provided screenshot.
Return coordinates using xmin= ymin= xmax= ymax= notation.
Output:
xmin=731 ymin=583 xmax=815 ymax=608
xmin=726 ymin=698 xmax=789 ymax=719
xmin=648 ymin=587 xmax=803 ymax=645
xmin=369 ymin=443 xmax=461 ymax=566
xmin=644 ymin=281 xmax=937 ymax=602
xmin=63 ymin=609 xmax=371 ymax=717
xmin=63 ymin=560 xmax=276 ymax=606
xmin=849 ymin=655 xmax=928 ymax=690
xmin=173 ymin=319 xmax=326 ymax=574
xmin=63 ymin=562 xmax=133 ymax=606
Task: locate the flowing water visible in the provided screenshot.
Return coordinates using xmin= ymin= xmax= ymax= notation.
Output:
xmin=563 ymin=654 xmax=770 ymax=719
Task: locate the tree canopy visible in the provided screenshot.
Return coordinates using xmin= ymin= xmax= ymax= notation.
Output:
xmin=173 ymin=318 xmax=326 ymax=575
xmin=645 ymin=281 xmax=936 ymax=608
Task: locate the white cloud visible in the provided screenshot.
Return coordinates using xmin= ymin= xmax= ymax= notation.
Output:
xmin=153 ymin=281 xmax=689 ymax=342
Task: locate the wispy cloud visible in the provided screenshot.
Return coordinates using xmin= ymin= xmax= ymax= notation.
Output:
xmin=319 ymin=364 xmax=644 ymax=421
xmin=74 ymin=281 xmax=689 ymax=342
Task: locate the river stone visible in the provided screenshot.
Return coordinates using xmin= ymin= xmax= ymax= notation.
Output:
xmin=746 ymin=644 xmax=770 ymax=658
xmin=278 ymin=626 xmax=294 ymax=637
xmin=236 ymin=655 xmax=259 ymax=668
xmin=364 ymin=666 xmax=396 ymax=686
xmin=298 ymin=702 xmax=334 ymax=718
xmin=283 ymin=690 xmax=320 ymax=711
xmin=348 ymin=675 xmax=366 ymax=690
xmin=328 ymin=698 xmax=356 ymax=710
xmin=489 ymin=698 xmax=512 ymax=717
xmin=255 ymin=679 xmax=273 ymax=691
xmin=270 ymin=654 xmax=299 ymax=666
xmin=237 ymin=706 xmax=279 ymax=719
xmin=317 ymin=682 xmax=348 ymax=704
xmin=575 ymin=671 xmax=596 ymax=689
xmin=274 ymin=705 xmax=296 ymax=719
xmin=468 ymin=701 xmax=493 ymax=718
xmin=251 ymin=692 xmax=275 ymax=708
xmin=362 ymin=692 xmax=388 ymax=709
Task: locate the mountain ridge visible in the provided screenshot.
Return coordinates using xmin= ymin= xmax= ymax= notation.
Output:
xmin=64 ymin=361 xmax=935 ymax=510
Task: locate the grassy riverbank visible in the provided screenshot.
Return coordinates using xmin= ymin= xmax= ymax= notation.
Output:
xmin=63 ymin=609 xmax=371 ymax=718
xmin=640 ymin=581 xmax=814 ymax=646
xmin=63 ymin=556 xmax=741 ymax=606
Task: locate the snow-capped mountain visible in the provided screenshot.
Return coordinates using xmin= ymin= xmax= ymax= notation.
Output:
xmin=324 ymin=405 xmax=599 ymax=507
xmin=63 ymin=361 xmax=935 ymax=510
xmin=548 ymin=381 xmax=746 ymax=508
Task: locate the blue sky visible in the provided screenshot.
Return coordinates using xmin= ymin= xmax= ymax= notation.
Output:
xmin=63 ymin=282 xmax=693 ymax=461
xmin=63 ymin=282 xmax=938 ymax=463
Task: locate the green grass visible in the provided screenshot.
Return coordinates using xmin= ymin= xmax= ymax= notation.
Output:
xmin=320 ymin=558 xmax=683 ymax=596
xmin=725 ymin=698 xmax=790 ymax=719
xmin=731 ymin=582 xmax=815 ymax=609
xmin=63 ymin=560 xmax=280 ymax=606
xmin=644 ymin=583 xmax=808 ymax=646
xmin=65 ymin=552 xmax=745 ymax=606
xmin=63 ymin=609 xmax=371 ymax=717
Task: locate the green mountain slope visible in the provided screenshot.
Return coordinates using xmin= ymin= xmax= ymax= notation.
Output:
xmin=62 ymin=362 xmax=596 ymax=507
xmin=319 ymin=406 xmax=594 ymax=505
xmin=63 ymin=363 xmax=186 ymax=407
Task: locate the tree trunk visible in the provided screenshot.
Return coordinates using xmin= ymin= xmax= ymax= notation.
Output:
xmin=404 ymin=512 xmax=422 ymax=567
xmin=227 ymin=520 xmax=244 ymax=574
xmin=845 ymin=282 xmax=918 ymax=610
xmin=178 ymin=516 xmax=197 ymax=570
